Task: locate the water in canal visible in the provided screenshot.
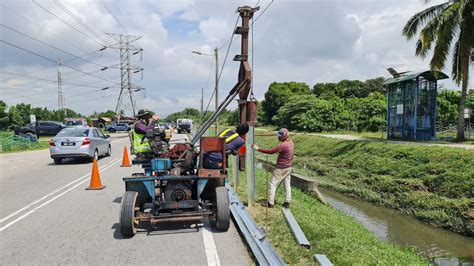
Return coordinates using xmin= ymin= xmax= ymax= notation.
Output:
xmin=255 ymin=162 xmax=474 ymax=263
xmin=319 ymin=188 xmax=474 ymax=263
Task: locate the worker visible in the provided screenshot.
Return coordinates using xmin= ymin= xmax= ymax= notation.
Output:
xmin=203 ymin=124 xmax=249 ymax=169
xmin=253 ymin=128 xmax=294 ymax=208
xmin=132 ymin=109 xmax=160 ymax=154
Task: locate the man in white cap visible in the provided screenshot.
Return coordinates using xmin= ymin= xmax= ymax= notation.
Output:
xmin=253 ymin=128 xmax=294 ymax=208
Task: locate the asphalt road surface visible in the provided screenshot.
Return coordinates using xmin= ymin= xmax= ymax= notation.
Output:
xmin=0 ymin=135 xmax=251 ymax=265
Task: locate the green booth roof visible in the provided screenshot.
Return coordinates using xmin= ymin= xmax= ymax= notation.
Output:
xmin=384 ymin=70 xmax=448 ymax=85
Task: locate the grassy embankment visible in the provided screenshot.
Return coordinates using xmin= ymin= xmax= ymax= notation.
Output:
xmin=0 ymin=131 xmax=49 ymax=153
xmin=230 ymin=161 xmax=429 ymax=264
xmin=254 ymin=132 xmax=474 ymax=236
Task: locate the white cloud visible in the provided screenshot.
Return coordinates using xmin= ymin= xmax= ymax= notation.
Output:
xmin=1 ymin=0 xmax=472 ymax=117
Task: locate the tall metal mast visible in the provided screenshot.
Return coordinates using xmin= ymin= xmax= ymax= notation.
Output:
xmin=102 ymin=33 xmax=144 ymax=118
xmin=57 ymin=58 xmax=66 ymax=116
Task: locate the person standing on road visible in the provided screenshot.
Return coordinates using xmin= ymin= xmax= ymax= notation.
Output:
xmin=252 ymin=128 xmax=294 ymax=208
xmin=132 ymin=109 xmax=160 ymax=154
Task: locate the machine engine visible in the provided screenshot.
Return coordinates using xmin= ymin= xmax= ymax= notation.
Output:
xmin=164 ymin=181 xmax=192 ymax=202
xmin=146 ymin=128 xmax=170 ymax=156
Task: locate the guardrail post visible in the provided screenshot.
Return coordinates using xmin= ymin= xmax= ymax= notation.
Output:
xmin=233 ymin=155 xmax=239 ymax=188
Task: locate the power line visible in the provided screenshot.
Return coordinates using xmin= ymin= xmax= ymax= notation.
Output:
xmin=53 ymin=0 xmax=112 ymax=46
xmin=32 ymin=0 xmax=108 ymax=48
xmin=253 ymin=0 xmax=273 ymax=24
xmin=0 ymin=40 xmax=120 ymax=85
xmin=203 ymin=15 xmax=240 ymax=116
xmin=0 ymin=2 xmax=92 ymax=55
xmin=0 ymin=24 xmax=107 ymax=68
xmin=28 ymin=86 xmax=116 ymax=105
xmin=0 ymin=71 xmax=112 ymax=89
xmin=98 ymin=0 xmax=128 ymax=34
xmin=217 ymin=0 xmax=273 ymax=51
xmin=1 ymin=57 xmax=119 ymax=89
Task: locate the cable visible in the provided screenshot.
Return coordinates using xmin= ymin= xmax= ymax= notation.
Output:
xmin=201 ymin=16 xmax=240 ymax=119
xmin=253 ymin=0 xmax=274 ymax=24
xmin=0 ymin=71 xmax=113 ymax=89
xmin=0 ymin=24 xmax=107 ymax=68
xmin=54 ymin=0 xmax=112 ymax=46
xmin=0 ymin=2 xmax=92 ymax=55
xmin=32 ymin=0 xmax=108 ymax=48
xmin=98 ymin=0 xmax=128 ymax=34
xmin=0 ymin=40 xmax=119 ymax=85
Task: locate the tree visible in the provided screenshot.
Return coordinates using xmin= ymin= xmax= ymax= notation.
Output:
xmin=402 ymin=0 xmax=474 ymax=140
xmin=437 ymin=89 xmax=460 ymax=127
xmin=0 ymin=101 xmax=9 ymax=130
xmin=262 ymin=82 xmax=310 ymax=124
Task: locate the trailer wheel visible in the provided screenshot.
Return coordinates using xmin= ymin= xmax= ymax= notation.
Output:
xmin=215 ymin=186 xmax=230 ymax=231
xmin=120 ymin=191 xmax=139 ymax=237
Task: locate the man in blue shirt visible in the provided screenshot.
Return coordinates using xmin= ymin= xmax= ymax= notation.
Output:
xmin=203 ymin=124 xmax=249 ymax=169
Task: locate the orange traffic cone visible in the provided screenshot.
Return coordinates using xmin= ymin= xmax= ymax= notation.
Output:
xmin=86 ymin=159 xmax=105 ymax=190
xmin=120 ymin=146 xmax=132 ymax=167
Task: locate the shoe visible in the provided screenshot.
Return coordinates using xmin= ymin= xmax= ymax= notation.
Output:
xmin=283 ymin=202 xmax=290 ymax=208
xmin=261 ymin=201 xmax=274 ymax=208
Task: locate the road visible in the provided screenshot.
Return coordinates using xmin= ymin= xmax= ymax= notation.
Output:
xmin=0 ymin=135 xmax=251 ymax=265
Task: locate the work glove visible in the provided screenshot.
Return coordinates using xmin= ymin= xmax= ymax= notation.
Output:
xmin=252 ymin=144 xmax=259 ymax=150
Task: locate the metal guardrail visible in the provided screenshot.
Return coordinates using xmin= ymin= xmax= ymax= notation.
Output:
xmin=314 ymin=254 xmax=333 ymax=266
xmin=281 ymin=208 xmax=311 ymax=249
xmin=226 ymin=184 xmax=286 ymax=266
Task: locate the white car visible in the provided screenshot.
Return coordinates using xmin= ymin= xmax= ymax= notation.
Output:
xmin=49 ymin=127 xmax=111 ymax=164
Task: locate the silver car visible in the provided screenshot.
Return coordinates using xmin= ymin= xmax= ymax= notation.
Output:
xmin=49 ymin=127 xmax=111 ymax=164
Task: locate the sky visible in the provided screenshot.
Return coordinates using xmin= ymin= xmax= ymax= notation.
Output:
xmin=1 ymin=0 xmax=473 ymax=117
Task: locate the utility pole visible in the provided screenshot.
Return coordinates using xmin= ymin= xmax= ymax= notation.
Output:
xmin=214 ymin=47 xmax=219 ymax=134
xmin=234 ymin=6 xmax=258 ymax=207
xmin=192 ymin=49 xmax=219 ymax=133
xmin=57 ymin=58 xmax=66 ymax=116
xmin=101 ymin=33 xmax=144 ymax=119
xmin=200 ymin=87 xmax=204 ymax=118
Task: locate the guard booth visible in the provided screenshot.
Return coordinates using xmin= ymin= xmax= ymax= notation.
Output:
xmin=384 ymin=70 xmax=448 ymax=141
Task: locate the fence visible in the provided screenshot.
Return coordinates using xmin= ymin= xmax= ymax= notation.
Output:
xmin=0 ymin=132 xmax=41 ymax=153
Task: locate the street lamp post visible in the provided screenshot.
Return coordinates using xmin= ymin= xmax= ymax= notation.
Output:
xmin=192 ymin=48 xmax=219 ymax=135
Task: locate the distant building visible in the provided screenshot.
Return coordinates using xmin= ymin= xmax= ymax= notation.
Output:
xmin=384 ymin=70 xmax=448 ymax=141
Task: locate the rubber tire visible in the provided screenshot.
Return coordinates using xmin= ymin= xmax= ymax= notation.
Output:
xmin=105 ymin=145 xmax=111 ymax=157
xmin=108 ymin=128 xmax=116 ymax=133
xmin=25 ymin=132 xmax=38 ymax=142
xmin=120 ymin=191 xmax=139 ymax=237
xmin=215 ymin=186 xmax=230 ymax=231
xmin=53 ymin=158 xmax=62 ymax=165
xmin=90 ymin=149 xmax=98 ymax=162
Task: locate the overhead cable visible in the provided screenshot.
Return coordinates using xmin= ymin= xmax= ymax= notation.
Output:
xmin=0 ymin=40 xmax=119 ymax=85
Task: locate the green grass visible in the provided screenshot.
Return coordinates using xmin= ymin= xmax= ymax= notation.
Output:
xmin=255 ymin=133 xmax=474 ymax=236
xmin=0 ymin=131 xmax=49 ymax=153
xmin=230 ymin=163 xmax=429 ymax=265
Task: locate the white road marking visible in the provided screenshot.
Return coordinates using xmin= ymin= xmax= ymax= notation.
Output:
xmin=202 ymin=218 xmax=221 ymax=266
xmin=0 ymin=158 xmax=120 ymax=225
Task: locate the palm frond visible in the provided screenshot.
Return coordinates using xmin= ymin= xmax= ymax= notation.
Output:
xmin=430 ymin=3 xmax=460 ymax=70
xmin=402 ymin=2 xmax=451 ymax=39
xmin=415 ymin=16 xmax=440 ymax=58
xmin=451 ymin=38 xmax=462 ymax=84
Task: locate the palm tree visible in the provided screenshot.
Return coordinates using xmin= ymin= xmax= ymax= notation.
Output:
xmin=402 ymin=0 xmax=473 ymax=141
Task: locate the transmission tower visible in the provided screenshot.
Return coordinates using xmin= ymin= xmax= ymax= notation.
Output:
xmin=102 ymin=33 xmax=144 ymax=118
xmin=57 ymin=59 xmax=66 ymax=116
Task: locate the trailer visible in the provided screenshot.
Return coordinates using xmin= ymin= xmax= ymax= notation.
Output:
xmin=119 ymin=128 xmax=230 ymax=237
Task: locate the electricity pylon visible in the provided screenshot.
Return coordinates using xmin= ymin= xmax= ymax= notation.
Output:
xmin=101 ymin=33 xmax=144 ymax=118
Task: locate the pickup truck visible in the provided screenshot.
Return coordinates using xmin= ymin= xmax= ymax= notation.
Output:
xmin=14 ymin=121 xmax=66 ymax=137
xmin=105 ymin=122 xmax=131 ymax=133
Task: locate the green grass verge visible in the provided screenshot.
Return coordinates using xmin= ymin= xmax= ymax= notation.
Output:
xmin=255 ymin=132 xmax=474 ymax=236
xmin=0 ymin=131 xmax=49 ymax=153
xmin=230 ymin=164 xmax=429 ymax=264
